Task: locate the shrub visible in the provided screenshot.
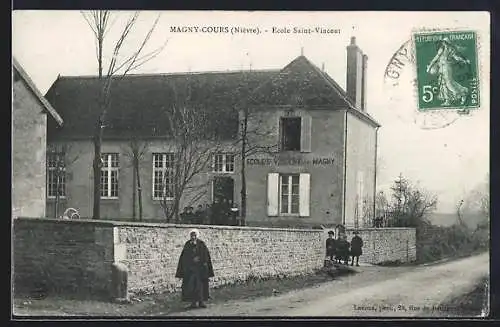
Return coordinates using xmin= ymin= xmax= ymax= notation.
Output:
xmin=416 ymin=222 xmax=489 ymax=263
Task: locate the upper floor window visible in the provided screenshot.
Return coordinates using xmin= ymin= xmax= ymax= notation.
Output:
xmin=213 ymin=153 xmax=235 ymax=173
xmin=152 ymin=153 xmax=175 ymax=200
xmin=280 ymin=117 xmax=301 ymax=151
xmin=47 ymin=152 xmax=66 ymax=198
xmin=100 ymin=153 xmax=119 ymax=198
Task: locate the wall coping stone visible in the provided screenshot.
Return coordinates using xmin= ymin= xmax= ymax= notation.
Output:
xmin=15 ymin=217 xmax=320 ymax=233
xmin=345 ymin=227 xmax=416 ymax=231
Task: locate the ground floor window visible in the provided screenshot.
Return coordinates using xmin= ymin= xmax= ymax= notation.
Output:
xmin=152 ymin=152 xmax=175 ymax=200
xmin=47 ymin=152 xmax=66 ymax=198
xmin=100 ymin=153 xmax=119 ymax=198
xmin=280 ymin=174 xmax=300 ymax=214
xmin=267 ymin=172 xmax=310 ymax=217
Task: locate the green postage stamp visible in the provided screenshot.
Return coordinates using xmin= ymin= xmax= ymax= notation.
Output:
xmin=413 ymin=30 xmax=479 ymax=111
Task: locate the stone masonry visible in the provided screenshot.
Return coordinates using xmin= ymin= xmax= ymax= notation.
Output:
xmin=13 ymin=218 xmax=416 ymax=297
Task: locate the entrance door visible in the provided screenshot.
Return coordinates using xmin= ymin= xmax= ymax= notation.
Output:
xmin=212 ymin=176 xmax=234 ymax=205
xmin=211 ymin=176 xmax=235 ymax=225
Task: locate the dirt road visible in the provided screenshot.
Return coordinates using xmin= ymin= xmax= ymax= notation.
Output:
xmin=171 ymin=252 xmax=489 ymax=317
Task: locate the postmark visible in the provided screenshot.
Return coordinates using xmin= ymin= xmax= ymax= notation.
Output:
xmin=383 ymin=39 xmax=460 ymax=130
xmin=413 ymin=30 xmax=480 ymax=112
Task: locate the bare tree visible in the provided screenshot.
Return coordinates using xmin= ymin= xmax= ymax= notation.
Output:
xmin=387 ymin=174 xmax=437 ymax=227
xmin=461 ymin=173 xmax=490 ymax=227
xmin=81 ymin=10 xmax=167 ymax=219
xmin=456 ymin=199 xmax=467 ymax=229
xmin=121 ymin=137 xmax=149 ymax=221
xmin=234 ymin=106 xmax=278 ymax=225
xmin=46 ymin=143 xmax=80 ymax=218
xmin=233 ymin=69 xmax=279 ymax=225
xmin=159 ymin=88 xmax=224 ymax=223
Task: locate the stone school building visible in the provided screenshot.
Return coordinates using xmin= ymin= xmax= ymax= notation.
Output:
xmin=44 ymin=37 xmax=380 ymax=228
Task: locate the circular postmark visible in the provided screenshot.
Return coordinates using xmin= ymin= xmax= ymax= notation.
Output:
xmin=383 ymin=27 xmax=483 ymax=130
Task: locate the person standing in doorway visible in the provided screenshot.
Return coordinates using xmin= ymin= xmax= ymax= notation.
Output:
xmin=175 ymin=229 xmax=215 ymax=309
xmin=350 ymin=231 xmax=364 ymax=266
xmin=194 ymin=205 xmax=204 ymax=224
xmin=211 ymin=198 xmax=221 ymax=225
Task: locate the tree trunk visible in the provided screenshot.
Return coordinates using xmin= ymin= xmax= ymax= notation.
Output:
xmin=132 ymin=158 xmax=137 ymax=220
xmin=239 ymin=111 xmax=248 ymax=226
xmin=135 ymin=159 xmax=143 ymax=221
xmin=92 ymin=134 xmax=101 ymax=219
xmin=240 ymin=139 xmax=247 ymax=226
xmin=55 ymin=171 xmax=60 ymax=218
xmin=92 ymin=32 xmax=104 ymax=220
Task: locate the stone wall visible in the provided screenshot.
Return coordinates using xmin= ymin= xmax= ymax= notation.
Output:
xmin=13 ymin=218 xmax=416 ymax=298
xmin=115 ymin=224 xmax=324 ymax=294
xmin=13 ymin=218 xmax=115 ymax=296
xmin=343 ymin=227 xmax=417 ymax=264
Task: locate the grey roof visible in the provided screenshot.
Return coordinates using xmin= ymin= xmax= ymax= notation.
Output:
xmin=13 ymin=58 xmax=63 ymax=126
xmin=45 ymin=55 xmax=380 ymax=140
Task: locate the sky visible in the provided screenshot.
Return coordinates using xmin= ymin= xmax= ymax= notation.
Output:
xmin=12 ymin=11 xmax=490 ymax=213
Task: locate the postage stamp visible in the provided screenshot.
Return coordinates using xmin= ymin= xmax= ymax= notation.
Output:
xmin=413 ymin=30 xmax=480 ymax=111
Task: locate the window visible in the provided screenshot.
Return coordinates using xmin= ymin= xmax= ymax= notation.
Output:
xmin=213 ymin=153 xmax=235 ymax=173
xmin=153 ymin=153 xmax=175 ymax=200
xmin=280 ymin=117 xmax=301 ymax=151
xmin=100 ymin=153 xmax=119 ymax=198
xmin=47 ymin=152 xmax=66 ymax=198
xmin=267 ymin=173 xmax=310 ymax=217
xmin=280 ymin=174 xmax=300 ymax=214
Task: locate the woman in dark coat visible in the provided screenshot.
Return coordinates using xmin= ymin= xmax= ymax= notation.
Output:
xmin=175 ymin=229 xmax=215 ymax=308
xmin=350 ymin=231 xmax=364 ymax=266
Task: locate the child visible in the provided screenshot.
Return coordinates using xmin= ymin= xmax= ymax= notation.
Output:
xmin=350 ymin=231 xmax=364 ymax=266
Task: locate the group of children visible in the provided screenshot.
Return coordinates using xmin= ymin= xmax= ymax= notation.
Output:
xmin=325 ymin=230 xmax=364 ymax=266
xmin=179 ymin=199 xmax=240 ymax=226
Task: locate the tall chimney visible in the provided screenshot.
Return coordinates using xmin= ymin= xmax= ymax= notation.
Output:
xmin=346 ymin=36 xmax=367 ymax=111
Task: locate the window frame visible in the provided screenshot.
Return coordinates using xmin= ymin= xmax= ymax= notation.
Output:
xmin=152 ymin=152 xmax=175 ymax=201
xmin=212 ymin=153 xmax=235 ymax=173
xmin=280 ymin=116 xmax=302 ymax=152
xmin=279 ymin=173 xmax=300 ymax=215
xmin=47 ymin=152 xmax=66 ymax=199
xmin=100 ymin=153 xmax=119 ymax=199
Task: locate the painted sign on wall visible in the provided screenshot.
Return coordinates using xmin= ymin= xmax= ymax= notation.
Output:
xmin=246 ymin=157 xmax=335 ymax=166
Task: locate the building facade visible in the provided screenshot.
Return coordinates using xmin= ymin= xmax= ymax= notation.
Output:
xmin=44 ymin=37 xmax=380 ymax=228
xmin=12 ymin=58 xmax=64 ymax=218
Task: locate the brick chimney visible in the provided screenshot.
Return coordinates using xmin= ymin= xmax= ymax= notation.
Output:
xmin=346 ymin=36 xmax=368 ymax=111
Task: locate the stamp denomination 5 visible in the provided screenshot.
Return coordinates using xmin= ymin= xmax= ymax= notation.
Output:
xmin=413 ymin=30 xmax=480 ymax=111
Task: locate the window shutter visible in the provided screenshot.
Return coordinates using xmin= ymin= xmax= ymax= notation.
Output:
xmin=267 ymin=173 xmax=279 ymax=216
xmin=300 ymin=114 xmax=312 ymax=152
xmin=278 ymin=118 xmax=283 ymax=152
xmin=299 ymin=173 xmax=310 ymax=217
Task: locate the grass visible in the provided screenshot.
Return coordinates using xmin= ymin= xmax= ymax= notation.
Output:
xmin=13 ymin=267 xmax=355 ymax=317
xmin=432 ymin=276 xmax=489 ymax=317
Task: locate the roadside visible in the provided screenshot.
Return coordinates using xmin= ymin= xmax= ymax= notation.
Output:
xmin=13 ymin=252 xmax=489 ymax=317
xmin=430 ymin=276 xmax=489 ymax=317
xmin=13 ymin=266 xmax=354 ymax=317
xmin=170 ymin=252 xmax=489 ymax=317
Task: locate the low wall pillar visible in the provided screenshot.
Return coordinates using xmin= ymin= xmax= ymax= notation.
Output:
xmin=111 ymin=262 xmax=130 ymax=303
